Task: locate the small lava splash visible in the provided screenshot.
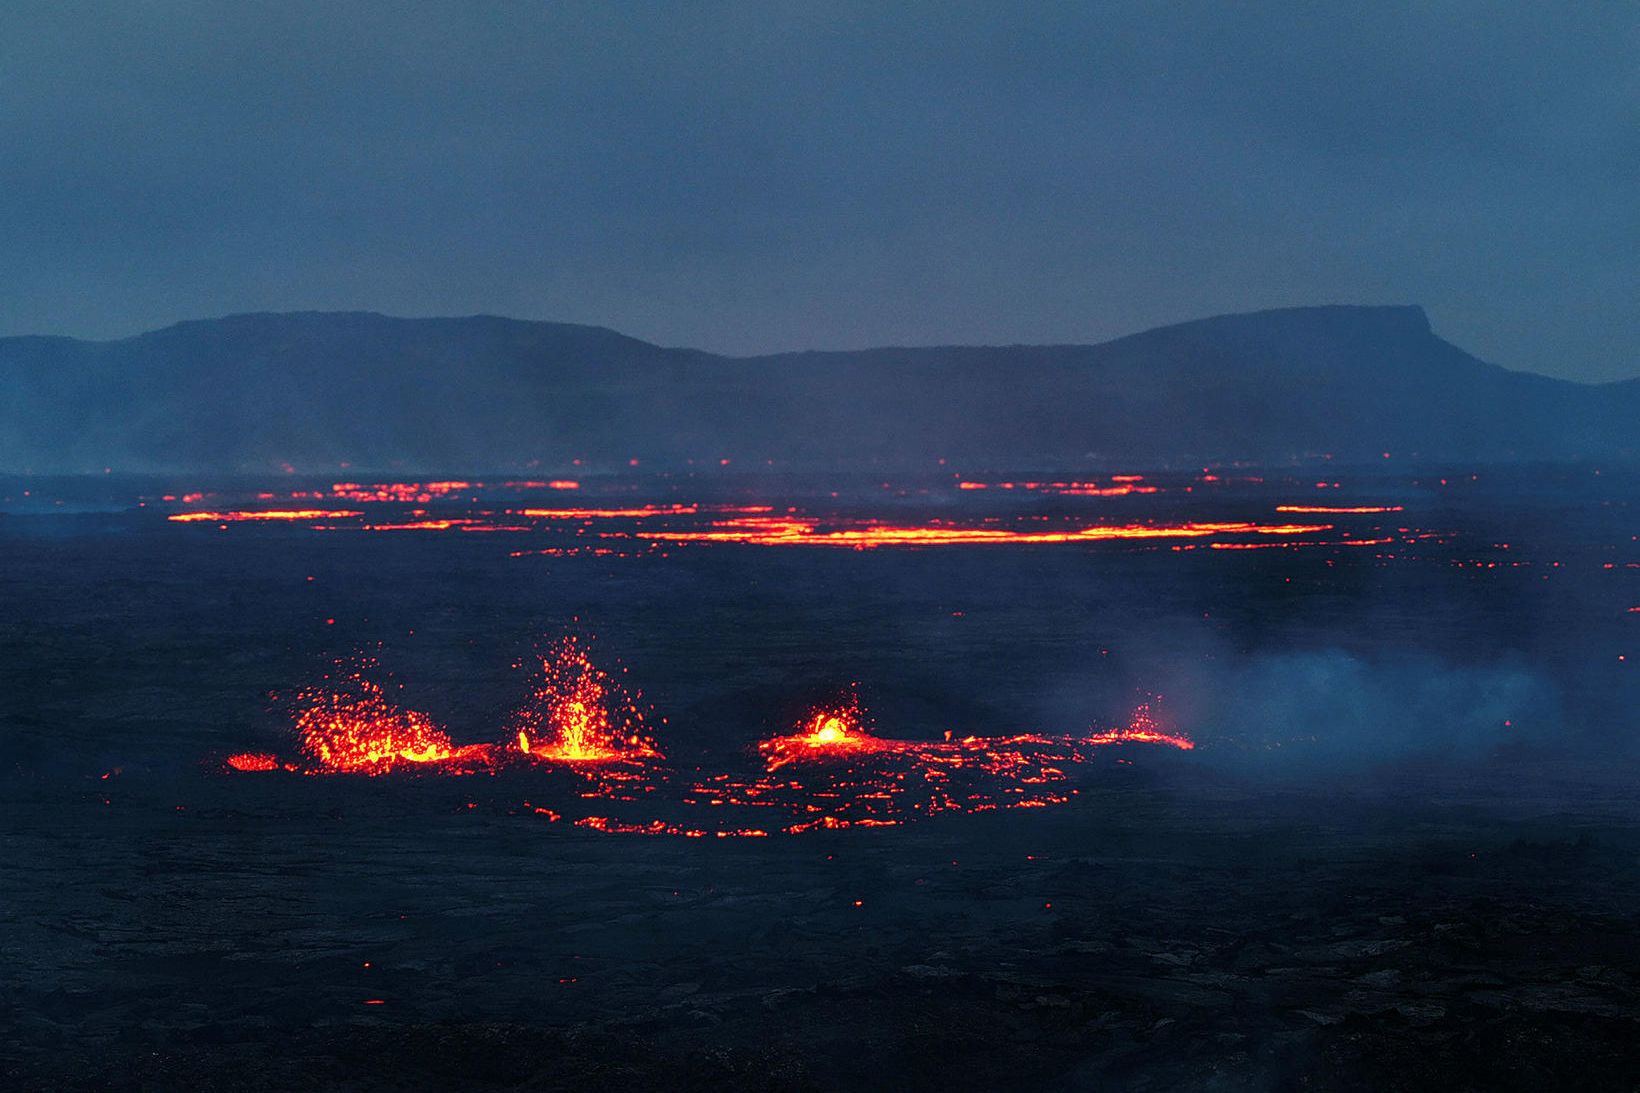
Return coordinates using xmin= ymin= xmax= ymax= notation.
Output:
xmin=758 ymin=695 xmax=879 ymax=768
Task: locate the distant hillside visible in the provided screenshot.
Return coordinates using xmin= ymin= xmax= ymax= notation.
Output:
xmin=0 ymin=305 xmax=1633 ymax=472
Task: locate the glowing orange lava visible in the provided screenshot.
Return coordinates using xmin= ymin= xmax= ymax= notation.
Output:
xmin=510 ymin=636 xmax=659 ymax=762
xmin=222 ymin=652 xmax=1198 ymax=835
xmin=759 ymin=699 xmax=882 ymax=768
xmin=659 ymin=700 xmax=1202 ymax=834
xmin=1276 ymin=504 xmax=1405 ymax=514
xmin=224 ymin=752 xmax=281 ymax=772
xmin=644 ymin=517 xmax=1329 ymax=548
xmin=158 ymin=480 xmax=1419 ymax=557
xmin=292 ymin=664 xmax=481 ymax=773
xmin=168 ymin=509 xmax=364 ymax=523
xmin=330 ymin=481 xmax=473 ymax=503
xmin=760 ymin=700 xmax=887 ymax=764
xmin=1085 ymin=704 xmax=1196 ymax=750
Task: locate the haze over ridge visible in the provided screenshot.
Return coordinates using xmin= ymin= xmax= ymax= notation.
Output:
xmin=1 ymin=303 xmax=1634 ymax=473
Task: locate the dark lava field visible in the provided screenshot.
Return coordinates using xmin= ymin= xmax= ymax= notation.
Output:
xmin=3 ymin=465 xmax=1636 ymax=1091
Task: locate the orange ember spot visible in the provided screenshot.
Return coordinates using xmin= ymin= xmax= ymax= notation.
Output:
xmin=168 ymin=509 xmax=364 ymax=523
xmin=225 ymin=752 xmax=280 ymax=772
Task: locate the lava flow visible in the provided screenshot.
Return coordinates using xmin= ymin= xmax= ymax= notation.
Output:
xmin=761 ymin=700 xmax=1191 ymax=774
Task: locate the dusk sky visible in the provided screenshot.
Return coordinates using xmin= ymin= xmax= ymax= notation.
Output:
xmin=3 ymin=2 xmax=1634 ymax=381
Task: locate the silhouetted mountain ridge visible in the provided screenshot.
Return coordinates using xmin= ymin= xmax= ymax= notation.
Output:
xmin=0 ymin=305 xmax=1632 ymax=471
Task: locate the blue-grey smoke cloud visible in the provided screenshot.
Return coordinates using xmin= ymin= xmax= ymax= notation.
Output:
xmin=1163 ymin=649 xmax=1562 ymax=773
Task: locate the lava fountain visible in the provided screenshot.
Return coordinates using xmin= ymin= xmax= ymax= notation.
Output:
xmin=510 ymin=635 xmax=660 ymax=763
xmin=291 ymin=660 xmax=479 ymax=773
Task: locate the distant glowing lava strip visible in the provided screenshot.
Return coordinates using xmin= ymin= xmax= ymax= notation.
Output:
xmin=169 ymin=509 xmax=364 ymax=523
xmin=165 ymin=503 xmax=1337 ymax=549
xmin=639 ymin=517 xmax=1331 ymax=548
xmin=1275 ymin=504 xmax=1405 ymax=514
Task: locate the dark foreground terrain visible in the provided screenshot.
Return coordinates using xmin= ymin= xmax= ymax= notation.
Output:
xmin=2 ymin=467 xmax=1636 ymax=1090
xmin=9 ymin=763 xmax=1640 ymax=1091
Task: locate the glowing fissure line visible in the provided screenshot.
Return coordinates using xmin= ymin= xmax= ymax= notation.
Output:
xmin=225 ymin=675 xmax=1194 ymax=836
xmin=169 ymin=509 xmax=364 ymax=522
xmin=643 ymin=518 xmax=1331 ymax=547
xmin=1276 ymin=504 xmax=1405 ymax=514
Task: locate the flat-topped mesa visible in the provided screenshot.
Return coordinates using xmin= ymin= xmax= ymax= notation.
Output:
xmin=0 ymin=305 xmax=1632 ymax=471
xmin=1136 ymin=303 xmax=1432 ymax=341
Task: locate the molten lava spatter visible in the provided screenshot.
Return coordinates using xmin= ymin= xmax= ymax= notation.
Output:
xmin=224 ymin=751 xmax=282 ymax=772
xmin=222 ymin=652 xmax=1195 ymax=834
xmin=510 ymin=636 xmax=659 ymax=763
xmin=292 ymin=662 xmax=481 ymax=773
xmin=1086 ymin=703 xmax=1196 ymax=750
